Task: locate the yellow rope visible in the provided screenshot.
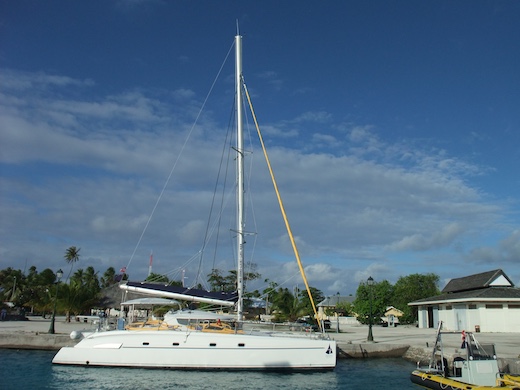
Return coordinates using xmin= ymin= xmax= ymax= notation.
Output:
xmin=242 ymin=79 xmax=322 ymax=331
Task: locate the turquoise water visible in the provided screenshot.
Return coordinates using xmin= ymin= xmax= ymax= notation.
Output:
xmin=0 ymin=349 xmax=417 ymax=389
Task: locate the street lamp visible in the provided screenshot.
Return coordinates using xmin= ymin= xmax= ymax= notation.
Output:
xmin=367 ymin=276 xmax=374 ymax=342
xmin=48 ymin=268 xmax=63 ymax=334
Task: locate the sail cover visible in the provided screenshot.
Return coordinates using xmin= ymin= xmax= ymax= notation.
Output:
xmin=120 ymin=281 xmax=237 ymax=307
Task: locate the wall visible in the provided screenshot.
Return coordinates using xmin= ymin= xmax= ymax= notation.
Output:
xmin=417 ymin=302 xmax=520 ymax=332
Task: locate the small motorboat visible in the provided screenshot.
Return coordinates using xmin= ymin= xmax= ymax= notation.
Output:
xmin=410 ymin=321 xmax=520 ymax=389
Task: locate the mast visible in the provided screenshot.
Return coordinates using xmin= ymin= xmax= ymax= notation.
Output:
xmin=235 ymin=33 xmax=245 ymax=322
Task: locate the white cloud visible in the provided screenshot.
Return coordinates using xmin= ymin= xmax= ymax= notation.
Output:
xmin=388 ymin=223 xmax=465 ymax=251
xmin=467 ymin=230 xmax=520 ymax=264
xmin=0 ymin=68 xmax=517 ymax=295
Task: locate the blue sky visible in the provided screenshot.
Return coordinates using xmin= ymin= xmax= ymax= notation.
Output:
xmin=1 ymin=0 xmax=519 ymax=296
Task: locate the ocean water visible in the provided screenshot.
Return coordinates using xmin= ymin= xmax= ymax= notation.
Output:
xmin=0 ymin=349 xmax=417 ymax=389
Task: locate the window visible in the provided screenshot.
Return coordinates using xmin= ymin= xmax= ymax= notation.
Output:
xmin=468 ymin=304 xmax=477 ymax=310
xmin=485 ymin=304 xmax=502 ymax=309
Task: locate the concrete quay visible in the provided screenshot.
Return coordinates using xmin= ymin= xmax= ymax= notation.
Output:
xmin=1 ymin=317 xmax=519 ymax=372
xmin=333 ymin=324 xmax=520 ymax=373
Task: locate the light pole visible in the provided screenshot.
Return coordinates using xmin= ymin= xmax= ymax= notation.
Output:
xmin=48 ymin=268 xmax=63 ymax=334
xmin=367 ymin=276 xmax=374 ymax=342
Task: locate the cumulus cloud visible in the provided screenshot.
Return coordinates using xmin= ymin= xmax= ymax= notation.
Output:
xmin=0 ymin=68 xmax=516 ymax=294
xmin=467 ymin=230 xmax=520 ymax=264
xmin=388 ymin=223 xmax=465 ymax=251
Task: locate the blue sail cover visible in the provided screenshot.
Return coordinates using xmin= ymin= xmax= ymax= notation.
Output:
xmin=122 ymin=281 xmax=238 ymax=306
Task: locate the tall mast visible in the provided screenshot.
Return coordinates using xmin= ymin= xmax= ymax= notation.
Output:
xmin=235 ymin=33 xmax=245 ymax=322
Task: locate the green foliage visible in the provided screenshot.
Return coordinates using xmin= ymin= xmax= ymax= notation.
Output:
xmin=269 ymin=287 xmax=302 ymax=322
xmin=258 ymin=281 xmax=324 ymax=323
xmin=145 ymin=273 xmax=169 ymax=283
xmin=336 ymin=301 xmax=354 ymax=316
xmin=207 ymin=265 xmax=260 ymax=292
xmin=0 ymin=267 xmax=25 ymax=304
xmin=353 ymin=279 xmax=394 ymax=325
xmin=64 ymin=246 xmax=81 ymax=281
xmin=62 ymin=266 xmax=102 ymax=320
xmin=0 ymin=262 xmax=116 ymax=318
xmin=324 ymin=298 xmax=354 ymax=317
xmin=0 ymin=257 xmax=441 ymax=326
xmin=298 ymin=287 xmax=324 ymax=318
xmin=392 ymin=273 xmax=440 ymax=323
xmin=100 ymin=267 xmax=117 ymax=288
xmin=352 ymin=273 xmax=440 ymax=324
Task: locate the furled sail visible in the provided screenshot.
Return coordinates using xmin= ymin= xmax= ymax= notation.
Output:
xmin=120 ymin=281 xmax=237 ymax=307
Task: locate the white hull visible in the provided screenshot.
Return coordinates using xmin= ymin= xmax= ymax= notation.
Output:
xmin=52 ymin=330 xmax=336 ymax=370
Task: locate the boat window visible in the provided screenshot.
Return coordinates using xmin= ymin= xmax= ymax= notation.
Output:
xmin=142 ymin=342 xmax=150 ymax=345
xmin=209 ymin=343 xmax=217 ymax=347
xmin=172 ymin=342 xmax=179 ymax=346
xmin=238 ymin=343 xmax=245 ymax=347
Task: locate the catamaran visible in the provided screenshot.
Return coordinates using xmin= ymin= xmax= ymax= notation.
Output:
xmin=52 ymin=31 xmax=336 ymax=370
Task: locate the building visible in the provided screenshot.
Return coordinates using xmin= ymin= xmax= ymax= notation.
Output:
xmin=383 ymin=306 xmax=403 ymax=326
xmin=409 ymin=269 xmax=520 ymax=332
xmin=317 ymin=295 xmax=355 ymax=320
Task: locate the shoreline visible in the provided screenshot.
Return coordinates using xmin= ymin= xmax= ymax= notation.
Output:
xmin=1 ymin=317 xmax=519 ymax=372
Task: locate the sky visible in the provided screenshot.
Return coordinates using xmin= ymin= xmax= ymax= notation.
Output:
xmin=1 ymin=0 xmax=520 ymax=297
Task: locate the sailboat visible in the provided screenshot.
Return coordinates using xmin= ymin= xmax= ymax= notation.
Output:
xmin=52 ymin=32 xmax=336 ymax=370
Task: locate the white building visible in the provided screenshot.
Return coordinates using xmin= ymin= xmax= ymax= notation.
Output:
xmin=409 ymin=269 xmax=520 ymax=333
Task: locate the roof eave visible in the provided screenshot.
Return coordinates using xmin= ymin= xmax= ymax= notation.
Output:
xmin=409 ymin=297 xmax=520 ymax=306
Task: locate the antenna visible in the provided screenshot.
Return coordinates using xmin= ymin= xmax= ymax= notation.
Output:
xmin=236 ymin=19 xmax=240 ymax=35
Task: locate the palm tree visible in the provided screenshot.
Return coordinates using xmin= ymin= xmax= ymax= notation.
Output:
xmin=64 ymin=246 xmax=80 ymax=282
xmin=83 ymin=266 xmax=100 ymax=295
xmin=100 ymin=267 xmax=116 ymax=288
xmin=270 ymin=287 xmax=305 ymax=322
xmin=0 ymin=268 xmax=25 ymax=305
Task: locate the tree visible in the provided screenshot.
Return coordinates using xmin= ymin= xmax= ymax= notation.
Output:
xmin=336 ymin=301 xmax=355 ymax=317
xmin=63 ymin=267 xmax=101 ymax=321
xmin=100 ymin=267 xmax=117 ymax=288
xmin=207 ymin=265 xmax=261 ymax=292
xmin=298 ymin=286 xmax=325 ymax=318
xmin=83 ymin=266 xmax=100 ymax=294
xmin=145 ymin=273 xmax=169 ymax=283
xmin=29 ymin=268 xmax=56 ymax=317
xmin=0 ymin=268 xmax=25 ymax=305
xmin=64 ymin=246 xmax=81 ymax=281
xmin=270 ymin=287 xmax=300 ymax=322
xmin=207 ymin=269 xmax=226 ymax=291
xmin=392 ymin=273 xmax=440 ymax=323
xmin=353 ymin=279 xmax=394 ymax=325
